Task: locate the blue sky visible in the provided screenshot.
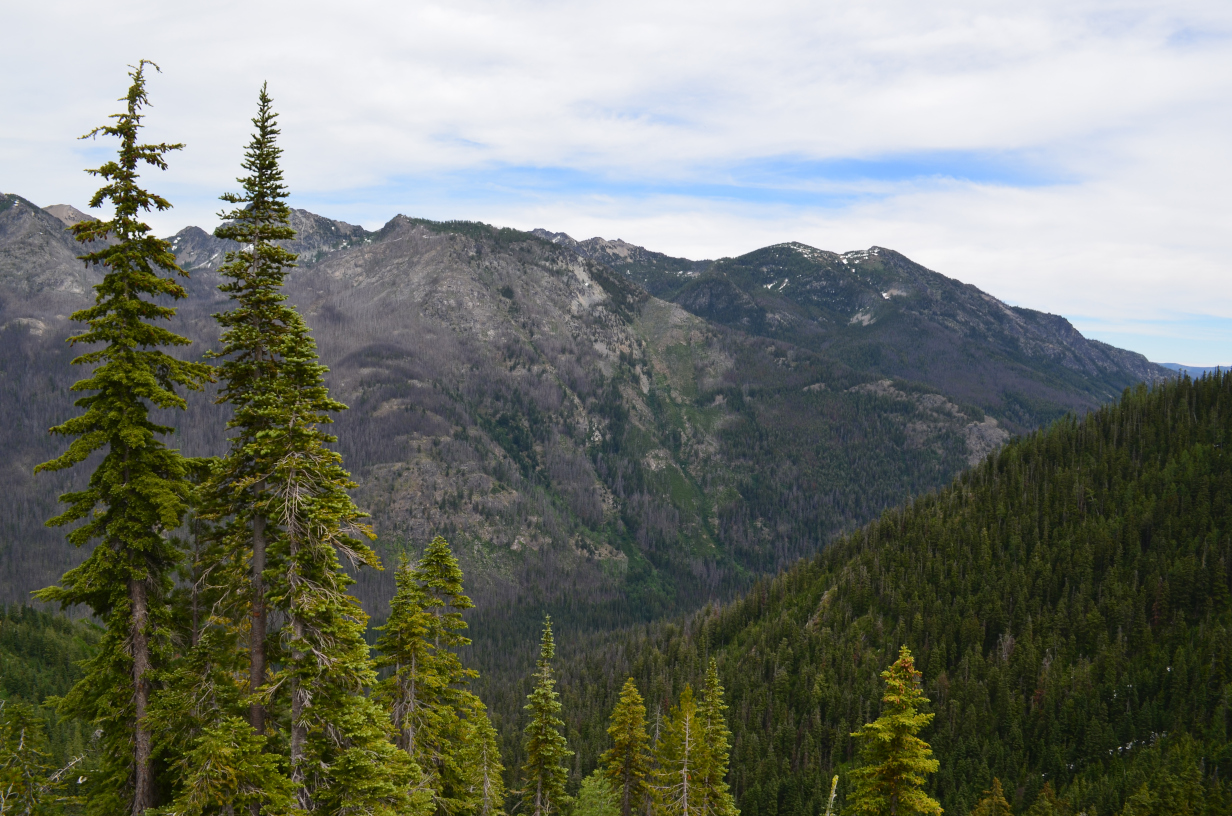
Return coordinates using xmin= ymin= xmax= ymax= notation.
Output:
xmin=4 ymin=0 xmax=1232 ymax=364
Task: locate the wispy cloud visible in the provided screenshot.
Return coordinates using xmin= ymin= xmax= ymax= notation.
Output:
xmin=3 ymin=0 xmax=1230 ymax=363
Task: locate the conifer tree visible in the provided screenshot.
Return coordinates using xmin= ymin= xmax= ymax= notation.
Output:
xmin=1021 ymin=784 xmax=1067 ymax=816
xmin=521 ymin=617 xmax=572 ymax=816
xmin=458 ymin=699 xmax=507 ymax=816
xmin=846 ymin=647 xmax=941 ymax=816
xmin=653 ymin=685 xmax=706 ymax=816
xmin=600 ymin=678 xmax=651 ymax=816
xmin=414 ymin=535 xmax=479 ymax=813
xmin=969 ymin=779 xmax=1011 ymax=816
xmin=697 ymin=660 xmax=737 ymax=816
xmin=206 ymin=81 xmax=299 ymax=742
xmin=575 ymin=771 xmax=620 ymax=816
xmin=34 ymin=61 xmax=212 ymax=816
xmin=196 ymin=82 xmax=415 ymax=815
xmin=376 ymin=558 xmax=439 ymax=772
xmin=260 ymin=264 xmax=415 ymax=815
xmin=0 ymin=701 xmax=61 ymax=813
xmin=377 ymin=538 xmax=499 ymax=816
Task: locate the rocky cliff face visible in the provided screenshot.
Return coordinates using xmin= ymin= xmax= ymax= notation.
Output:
xmin=0 ymin=195 xmax=1168 ymax=648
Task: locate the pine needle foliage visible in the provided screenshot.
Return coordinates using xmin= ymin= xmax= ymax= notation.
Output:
xmin=521 ymin=617 xmax=572 ymax=816
xmin=204 ymin=80 xmax=300 ymax=744
xmin=968 ymin=779 xmax=1011 ymax=816
xmin=188 ymin=82 xmax=415 ymax=815
xmin=600 ymin=678 xmax=651 ymax=816
xmin=698 ymin=660 xmax=738 ymax=816
xmin=33 ymin=60 xmax=212 ymax=816
xmin=376 ymin=537 xmax=503 ymax=816
xmin=846 ymin=647 xmax=941 ymax=816
xmin=653 ymin=685 xmax=706 ymax=816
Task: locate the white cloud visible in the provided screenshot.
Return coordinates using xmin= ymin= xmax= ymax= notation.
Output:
xmin=3 ymin=0 xmax=1231 ymax=362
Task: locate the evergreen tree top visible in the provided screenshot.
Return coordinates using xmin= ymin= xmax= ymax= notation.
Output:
xmin=970 ymin=778 xmax=1012 ymax=816
xmin=215 ymin=81 xmax=292 ymax=243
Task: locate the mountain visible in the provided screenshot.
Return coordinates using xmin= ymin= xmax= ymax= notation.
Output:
xmin=0 ymin=192 xmax=1171 ymax=655
xmin=546 ymin=373 xmax=1231 ymax=816
xmin=1163 ymin=363 xmax=1227 ymax=378
xmin=530 ymin=228 xmax=711 ymax=298
xmin=543 ymin=236 xmax=1169 ymax=433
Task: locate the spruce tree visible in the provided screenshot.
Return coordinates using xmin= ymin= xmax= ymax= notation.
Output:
xmin=34 ymin=60 xmax=212 ymax=816
xmin=377 ymin=538 xmax=500 ymax=816
xmin=575 ymin=771 xmax=620 ymax=816
xmin=376 ymin=558 xmax=439 ymax=771
xmin=600 ymin=678 xmax=651 ymax=816
xmin=457 ymin=698 xmax=507 ymax=816
xmin=969 ymin=779 xmax=1011 ymax=816
xmin=0 ymin=701 xmax=60 ymax=813
xmin=521 ymin=617 xmax=572 ymax=816
xmin=206 ymin=81 xmax=299 ymax=742
xmin=697 ymin=660 xmax=737 ymax=816
xmin=259 ymin=259 xmax=415 ymax=815
xmin=196 ymin=83 xmax=415 ymax=815
xmin=653 ymin=685 xmax=706 ymax=816
xmin=414 ymin=535 xmax=479 ymax=814
xmin=846 ymin=647 xmax=941 ymax=816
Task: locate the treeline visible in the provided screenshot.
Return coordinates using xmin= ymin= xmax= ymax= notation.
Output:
xmin=546 ymin=373 xmax=1232 ymax=816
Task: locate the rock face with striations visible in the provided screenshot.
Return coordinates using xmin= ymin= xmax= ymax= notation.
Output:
xmin=0 ymin=193 xmax=1171 ymax=647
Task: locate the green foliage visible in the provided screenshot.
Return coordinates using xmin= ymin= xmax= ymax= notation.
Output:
xmin=0 ymin=606 xmax=97 ymax=765
xmin=33 ymin=60 xmax=212 ymax=815
xmin=846 ymin=647 xmax=941 ymax=816
xmin=0 ymin=700 xmax=76 ymax=815
xmin=521 ymin=618 xmax=572 ymax=816
xmin=551 ymin=374 xmax=1232 ymax=816
xmin=698 ymin=660 xmax=738 ymax=816
xmin=376 ymin=536 xmax=499 ymax=816
xmin=968 ymin=779 xmax=1012 ymax=816
xmin=600 ymin=678 xmax=650 ymax=816
xmin=574 ymin=771 xmax=619 ymax=816
xmin=653 ymin=685 xmax=706 ymax=816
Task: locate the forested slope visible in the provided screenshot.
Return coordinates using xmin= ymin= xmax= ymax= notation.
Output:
xmin=546 ymin=374 xmax=1232 ymax=815
xmin=0 ymin=605 xmax=98 ymax=763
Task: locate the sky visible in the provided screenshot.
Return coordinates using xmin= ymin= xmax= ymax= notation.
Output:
xmin=4 ymin=1 xmax=1231 ymax=364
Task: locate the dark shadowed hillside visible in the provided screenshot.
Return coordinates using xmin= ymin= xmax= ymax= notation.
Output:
xmin=544 ymin=373 xmax=1231 ymax=816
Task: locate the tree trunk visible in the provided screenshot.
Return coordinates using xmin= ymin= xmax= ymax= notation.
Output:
xmin=131 ymin=577 xmax=153 ymax=815
xmin=249 ymin=506 xmax=267 ymax=734
xmin=291 ymin=614 xmax=308 ymax=811
xmin=249 ymin=507 xmax=266 ymax=816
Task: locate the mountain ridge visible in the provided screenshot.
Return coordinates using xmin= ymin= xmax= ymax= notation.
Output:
xmin=0 ymin=192 xmax=1174 ymax=652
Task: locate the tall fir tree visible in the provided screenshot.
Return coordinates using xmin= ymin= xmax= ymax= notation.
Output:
xmin=414 ymin=535 xmax=479 ymax=814
xmin=653 ymin=685 xmax=707 ymax=816
xmin=846 ymin=647 xmax=941 ymax=816
xmin=162 ymin=83 xmax=312 ymax=816
xmin=969 ymin=779 xmax=1011 ymax=816
xmin=34 ymin=61 xmax=212 ymax=816
xmin=207 ymin=81 xmax=299 ymax=742
xmin=600 ymin=678 xmax=651 ymax=816
xmin=521 ymin=617 xmax=572 ymax=816
xmin=697 ymin=660 xmax=737 ymax=816
xmin=376 ymin=558 xmax=439 ymax=784
xmin=457 ymin=698 xmax=507 ymax=816
xmin=190 ymin=83 xmax=416 ymax=815
xmin=376 ymin=537 xmax=501 ymax=816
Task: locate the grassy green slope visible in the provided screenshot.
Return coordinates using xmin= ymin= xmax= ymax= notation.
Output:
xmin=550 ymin=374 xmax=1232 ymax=815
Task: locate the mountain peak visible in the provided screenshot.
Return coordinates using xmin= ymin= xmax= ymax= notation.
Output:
xmin=42 ymin=204 xmax=95 ymax=228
